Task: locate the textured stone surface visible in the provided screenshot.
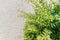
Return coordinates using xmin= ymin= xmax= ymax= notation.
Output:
xmin=0 ymin=0 xmax=25 ymax=40
xmin=0 ymin=0 xmax=34 ymax=40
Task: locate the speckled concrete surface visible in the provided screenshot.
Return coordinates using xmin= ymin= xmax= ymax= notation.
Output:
xmin=0 ymin=0 xmax=34 ymax=40
xmin=0 ymin=0 xmax=25 ymax=40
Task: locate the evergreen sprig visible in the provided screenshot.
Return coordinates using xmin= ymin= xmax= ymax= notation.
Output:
xmin=20 ymin=0 xmax=60 ymax=40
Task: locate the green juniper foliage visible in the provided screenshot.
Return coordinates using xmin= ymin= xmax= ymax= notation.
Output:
xmin=21 ymin=0 xmax=60 ymax=40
